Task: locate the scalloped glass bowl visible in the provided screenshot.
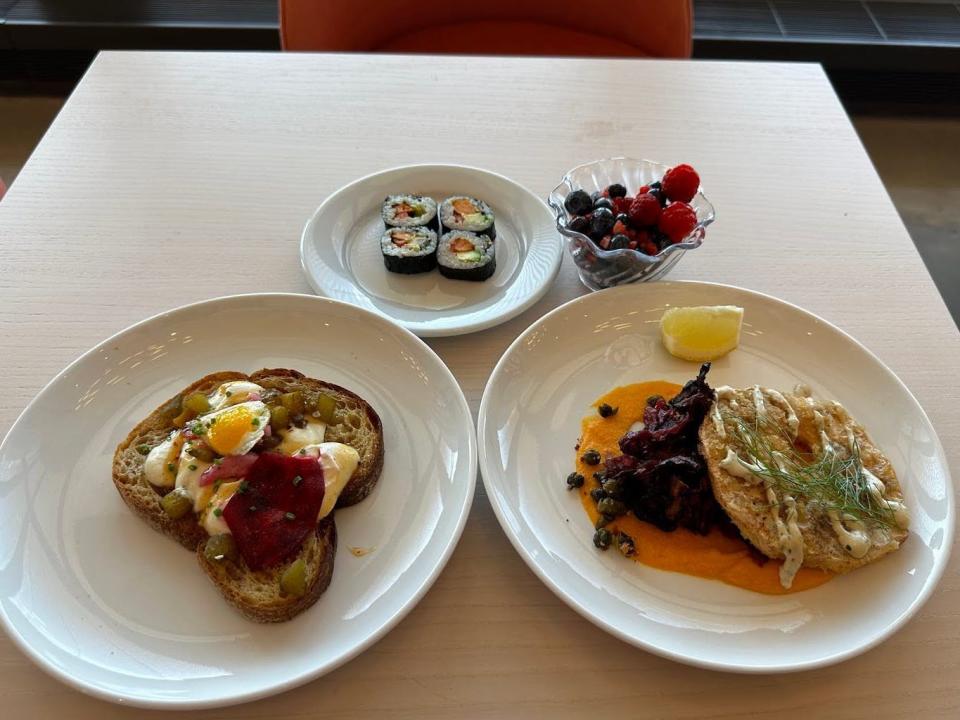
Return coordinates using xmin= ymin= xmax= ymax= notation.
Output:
xmin=549 ymin=157 xmax=715 ymax=290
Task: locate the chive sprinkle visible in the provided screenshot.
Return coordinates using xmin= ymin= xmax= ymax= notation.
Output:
xmin=136 ymin=444 xmax=151 ymax=455
xmin=213 ymin=508 xmax=223 ymax=517
xmin=292 ymin=475 xmax=303 ymax=487
xmin=188 ymin=464 xmax=197 ymax=471
xmin=166 ymin=463 xmax=175 ymax=472
xmin=285 ymin=512 xmax=296 ymax=520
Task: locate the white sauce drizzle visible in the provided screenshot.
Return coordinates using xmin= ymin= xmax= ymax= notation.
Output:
xmin=710 ymin=402 xmax=725 ymax=438
xmin=862 ymin=466 xmax=911 ymax=529
xmin=715 ymin=386 xmax=739 ymax=409
xmin=760 ymin=387 xmax=799 ymax=439
xmin=719 ymin=448 xmax=764 ymax=484
xmin=752 ymin=385 xmax=766 ymax=419
xmin=827 ymin=510 xmax=872 ymax=558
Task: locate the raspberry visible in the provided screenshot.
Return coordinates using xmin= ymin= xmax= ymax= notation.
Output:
xmin=612 ymin=196 xmax=632 ymax=214
xmin=637 ymin=185 xmax=649 ymax=195
xmin=658 ymin=202 xmax=698 ymax=242
xmin=599 ymin=235 xmax=612 ymax=250
xmin=628 ymin=194 xmax=661 ymax=226
xmin=641 ymin=240 xmax=658 ymax=256
xmin=661 ymin=164 xmax=700 ymax=203
xmin=612 ymin=220 xmax=629 ymax=235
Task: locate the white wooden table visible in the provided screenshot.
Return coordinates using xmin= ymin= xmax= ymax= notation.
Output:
xmin=1 ymin=51 xmax=958 ymax=718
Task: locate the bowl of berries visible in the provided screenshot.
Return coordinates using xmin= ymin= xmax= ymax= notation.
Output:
xmin=549 ymin=158 xmax=714 ymax=290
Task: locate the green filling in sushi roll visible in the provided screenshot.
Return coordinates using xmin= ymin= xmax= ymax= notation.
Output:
xmin=439 ymin=196 xmax=496 ymax=240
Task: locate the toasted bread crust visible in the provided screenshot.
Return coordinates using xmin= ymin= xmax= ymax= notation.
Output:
xmin=699 ymin=387 xmax=908 ymax=575
xmin=197 ymin=515 xmax=337 ymax=623
xmin=112 ymin=369 xmax=383 ymax=622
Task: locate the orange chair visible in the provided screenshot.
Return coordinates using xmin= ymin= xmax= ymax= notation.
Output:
xmin=279 ymin=1 xmax=692 ymax=58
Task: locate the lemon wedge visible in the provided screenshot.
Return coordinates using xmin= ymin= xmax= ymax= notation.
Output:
xmin=660 ymin=305 xmax=744 ymax=361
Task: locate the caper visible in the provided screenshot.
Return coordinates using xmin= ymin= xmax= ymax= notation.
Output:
xmin=581 ymin=449 xmax=601 ymax=466
xmin=186 ymin=443 xmax=216 ymax=462
xmin=593 ymin=528 xmax=612 ymax=550
xmin=592 ymin=470 xmax=606 ymax=483
xmin=280 ymin=558 xmax=307 ymax=598
xmin=184 ymin=392 xmax=211 ymax=413
xmin=203 ymin=533 xmax=238 ymax=563
xmin=279 ymin=391 xmax=306 ymax=415
xmin=597 ymin=403 xmax=618 ymax=418
xmin=313 ymin=393 xmax=337 ymax=424
xmin=269 ymin=405 xmax=290 ymax=432
xmin=595 ymin=513 xmax=614 ymax=529
xmin=597 ymin=498 xmax=627 ymax=516
xmin=601 ymin=478 xmax=623 ymax=498
xmin=616 ymin=532 xmax=636 ymax=557
xmin=136 ymin=443 xmax=152 ymax=455
xmin=566 ymin=472 xmax=585 ymax=490
xmin=161 ymin=488 xmax=192 ymax=520
xmin=589 ymin=487 xmax=606 ymax=503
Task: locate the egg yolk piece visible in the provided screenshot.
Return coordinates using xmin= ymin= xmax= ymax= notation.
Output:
xmin=201 ymin=401 xmax=268 ymax=456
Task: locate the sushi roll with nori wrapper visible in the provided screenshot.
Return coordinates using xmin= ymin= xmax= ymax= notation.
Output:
xmin=439 ymin=196 xmax=496 ymax=240
xmin=382 ymin=194 xmax=438 ymax=231
xmin=437 ymin=231 xmax=496 ymax=281
xmin=381 ymin=227 xmax=438 ymax=274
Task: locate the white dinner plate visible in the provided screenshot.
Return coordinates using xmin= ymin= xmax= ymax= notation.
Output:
xmin=0 ymin=294 xmax=476 ymax=708
xmin=478 ymin=281 xmax=953 ymax=673
xmin=300 ymin=164 xmax=563 ymax=337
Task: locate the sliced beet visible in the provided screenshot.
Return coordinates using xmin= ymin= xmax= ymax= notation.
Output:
xmin=222 ymin=452 xmax=325 ymax=571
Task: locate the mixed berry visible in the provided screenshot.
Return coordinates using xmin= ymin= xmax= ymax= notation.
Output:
xmin=563 ymin=163 xmax=702 ymax=255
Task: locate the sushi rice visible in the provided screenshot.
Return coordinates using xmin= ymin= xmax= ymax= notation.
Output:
xmin=437 ymin=230 xmax=496 ymax=281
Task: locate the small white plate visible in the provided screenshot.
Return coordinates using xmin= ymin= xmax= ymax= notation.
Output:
xmin=478 ymin=281 xmax=953 ymax=673
xmin=0 ymin=294 xmax=476 ymax=708
xmin=300 ymin=164 xmax=563 ymax=337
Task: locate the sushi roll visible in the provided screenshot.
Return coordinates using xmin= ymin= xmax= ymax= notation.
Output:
xmin=437 ymin=231 xmax=496 ymax=281
xmin=381 ymin=227 xmax=438 ymax=274
xmin=439 ymin=196 xmax=496 ymax=240
xmin=382 ymin=194 xmax=438 ymax=231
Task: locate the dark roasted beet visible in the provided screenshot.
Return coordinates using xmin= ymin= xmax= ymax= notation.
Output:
xmin=603 ymin=363 xmax=720 ymax=535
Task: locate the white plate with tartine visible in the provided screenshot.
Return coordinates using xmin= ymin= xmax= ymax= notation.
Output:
xmin=0 ymin=294 xmax=476 ymax=708
xmin=478 ymin=281 xmax=953 ymax=673
xmin=300 ymin=164 xmax=563 ymax=337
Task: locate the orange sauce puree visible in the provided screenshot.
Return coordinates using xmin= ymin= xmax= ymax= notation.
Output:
xmin=577 ymin=381 xmax=832 ymax=594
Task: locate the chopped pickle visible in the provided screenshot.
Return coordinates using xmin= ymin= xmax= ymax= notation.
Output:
xmin=203 ymin=534 xmax=238 ymax=563
xmin=313 ymin=393 xmax=337 ymax=424
xmin=279 ymin=391 xmax=305 ymax=415
xmin=160 ymin=394 xmax=183 ymax=420
xmin=172 ymin=407 xmax=194 ymax=428
xmin=161 ymin=489 xmax=192 ymax=519
xmin=280 ymin=558 xmax=307 ymax=598
xmin=184 ymin=392 xmax=211 ymax=413
xmin=269 ymin=405 xmax=290 ymax=432
xmin=186 ymin=443 xmax=216 ymax=462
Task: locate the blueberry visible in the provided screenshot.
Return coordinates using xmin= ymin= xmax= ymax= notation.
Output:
xmin=607 ymin=183 xmax=627 ymax=198
xmin=648 ymin=181 xmax=667 ymax=207
xmin=593 ymin=197 xmax=614 ymax=212
xmin=614 ymin=212 xmax=631 ymax=227
xmin=608 ymin=234 xmax=630 ymax=250
xmin=567 ymin=215 xmax=589 ymax=234
xmin=590 ymin=190 xmax=603 ymax=203
xmin=563 ymin=189 xmax=593 ymax=216
xmin=589 ymin=207 xmax=615 ymax=237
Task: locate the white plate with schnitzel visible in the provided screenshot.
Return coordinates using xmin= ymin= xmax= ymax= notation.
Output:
xmin=478 ymin=281 xmax=953 ymax=672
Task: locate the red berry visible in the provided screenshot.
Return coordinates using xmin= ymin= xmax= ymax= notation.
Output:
xmin=599 ymin=235 xmax=612 ymax=250
xmin=612 ymin=220 xmax=629 ymax=235
xmin=612 ymin=196 xmax=632 ymax=214
xmin=628 ymin=240 xmax=638 ymax=250
xmin=641 ymin=240 xmax=658 ymax=255
xmin=658 ymin=202 xmax=698 ymax=241
xmin=661 ymin=164 xmax=700 ymax=203
xmin=628 ymin=194 xmax=661 ymax=226
xmin=637 ymin=185 xmax=649 ymax=195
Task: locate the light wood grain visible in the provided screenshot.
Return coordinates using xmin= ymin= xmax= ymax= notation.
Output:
xmin=1 ymin=51 xmax=959 ymax=718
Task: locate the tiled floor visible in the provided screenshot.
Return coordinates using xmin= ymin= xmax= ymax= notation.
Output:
xmin=1 ymin=96 xmax=957 ymax=328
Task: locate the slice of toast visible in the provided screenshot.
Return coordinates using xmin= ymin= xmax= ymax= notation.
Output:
xmin=112 ymin=369 xmax=383 ymax=622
